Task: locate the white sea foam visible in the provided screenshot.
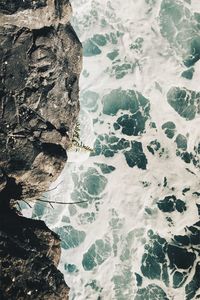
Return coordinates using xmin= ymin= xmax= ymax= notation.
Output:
xmin=23 ymin=0 xmax=200 ymax=299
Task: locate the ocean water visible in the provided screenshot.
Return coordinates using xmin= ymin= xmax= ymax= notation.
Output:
xmin=24 ymin=0 xmax=200 ymax=299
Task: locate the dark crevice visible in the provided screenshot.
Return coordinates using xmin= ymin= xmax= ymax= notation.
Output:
xmin=41 ymin=142 xmax=67 ymax=159
xmin=65 ymin=74 xmax=78 ymax=99
xmin=0 ymin=171 xmax=22 ymax=213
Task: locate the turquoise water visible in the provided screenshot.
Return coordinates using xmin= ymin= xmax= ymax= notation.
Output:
xmin=29 ymin=0 xmax=200 ymax=299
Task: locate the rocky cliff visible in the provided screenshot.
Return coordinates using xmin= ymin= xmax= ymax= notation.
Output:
xmin=0 ymin=0 xmax=82 ymax=299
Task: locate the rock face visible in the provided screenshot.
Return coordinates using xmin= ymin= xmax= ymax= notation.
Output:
xmin=0 ymin=177 xmax=69 ymax=299
xmin=0 ymin=0 xmax=82 ymax=299
xmin=0 ymin=0 xmax=82 ymax=199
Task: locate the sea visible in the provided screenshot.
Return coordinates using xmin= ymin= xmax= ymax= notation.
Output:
xmin=23 ymin=0 xmax=200 ymax=299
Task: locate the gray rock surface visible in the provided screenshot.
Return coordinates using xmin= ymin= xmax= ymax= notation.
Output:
xmin=0 ymin=0 xmax=82 ymax=298
xmin=0 ymin=0 xmax=82 ymax=199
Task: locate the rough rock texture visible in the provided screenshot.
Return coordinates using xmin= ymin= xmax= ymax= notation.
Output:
xmin=0 ymin=0 xmax=82 ymax=198
xmin=0 ymin=176 xmax=69 ymax=299
xmin=0 ymin=0 xmax=82 ymax=299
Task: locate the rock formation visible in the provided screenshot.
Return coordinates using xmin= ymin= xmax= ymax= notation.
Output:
xmin=0 ymin=0 xmax=82 ymax=298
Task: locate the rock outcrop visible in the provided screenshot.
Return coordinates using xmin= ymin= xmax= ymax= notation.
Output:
xmin=0 ymin=0 xmax=82 ymax=198
xmin=0 ymin=0 xmax=82 ymax=298
xmin=0 ymin=176 xmax=69 ymax=299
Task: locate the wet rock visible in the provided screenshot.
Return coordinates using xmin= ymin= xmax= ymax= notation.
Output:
xmin=0 ymin=0 xmax=72 ymax=29
xmin=0 ymin=176 xmax=70 ymax=299
xmin=0 ymin=216 xmax=69 ymax=300
xmin=0 ymin=0 xmax=48 ymax=15
xmin=0 ymin=0 xmax=82 ymax=200
xmin=0 ymin=0 xmax=82 ymax=299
